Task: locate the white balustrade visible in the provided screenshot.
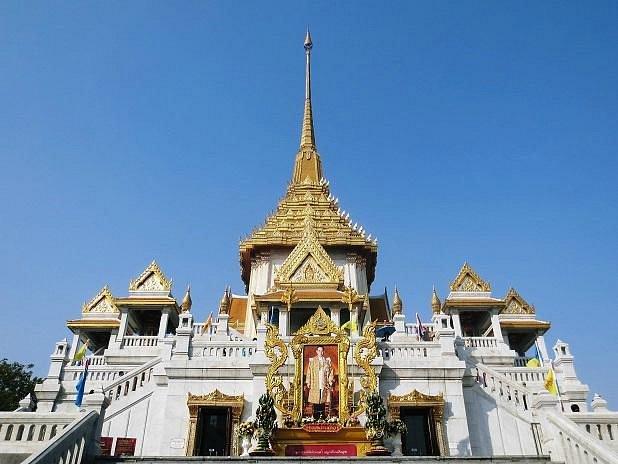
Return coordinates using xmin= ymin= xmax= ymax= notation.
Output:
xmin=122 ymin=335 xmax=159 ymax=347
xmin=464 ymin=337 xmax=499 ymax=348
xmin=378 ymin=342 xmax=441 ymax=361
xmin=495 ymin=366 xmax=549 ymax=386
xmin=191 ymin=342 xmax=256 ymax=359
xmin=103 ymin=358 xmax=160 ymax=406
xmin=545 ymin=411 xmax=618 ymax=464
xmin=472 ymin=363 xmax=532 ymax=416
xmin=514 ymin=356 xmax=532 ymax=367
xmin=565 ymin=413 xmax=618 ymax=449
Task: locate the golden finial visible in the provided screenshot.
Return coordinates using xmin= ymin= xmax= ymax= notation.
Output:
xmin=431 ymin=286 xmax=441 ymax=314
xmin=392 ymin=287 xmax=403 ymax=315
xmin=301 ymin=28 xmax=315 ymax=149
xmin=280 ymin=284 xmax=299 ymax=311
xmin=181 ymin=284 xmax=192 ymax=313
xmin=219 ymin=286 xmax=231 ymax=314
xmin=341 ymin=285 xmax=362 ymax=311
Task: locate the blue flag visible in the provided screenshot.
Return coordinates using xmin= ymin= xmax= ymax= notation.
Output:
xmin=74 ymin=359 xmax=90 ymax=407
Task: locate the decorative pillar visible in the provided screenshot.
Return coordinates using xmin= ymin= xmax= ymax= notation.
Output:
xmin=279 ymin=307 xmax=289 ymax=336
xmin=214 ymin=312 xmax=230 ymax=340
xmin=68 ymin=330 xmax=81 ymax=360
xmin=115 ymin=308 xmax=129 ymax=346
xmin=35 ymin=339 xmax=69 ymax=412
xmin=82 ymin=392 xmax=111 ymax=458
xmin=158 ymin=308 xmax=171 ymax=339
xmin=174 ymin=312 xmax=193 ymax=359
xmin=451 ymin=311 xmax=463 ymax=337
xmin=536 ymin=334 xmax=550 ymax=364
xmin=330 ymin=306 xmax=340 ymax=326
xmin=490 ymin=310 xmax=504 ymax=341
xmin=433 ymin=314 xmax=456 ymax=356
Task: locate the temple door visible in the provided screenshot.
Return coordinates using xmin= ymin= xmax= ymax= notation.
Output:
xmin=400 ymin=407 xmax=439 ymax=456
xmin=195 ymin=407 xmax=231 ymax=456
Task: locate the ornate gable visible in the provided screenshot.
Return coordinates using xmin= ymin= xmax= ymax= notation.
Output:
xmin=296 ymin=306 xmax=341 ymax=336
xmin=449 ymin=262 xmax=491 ymax=292
xmin=274 ymin=217 xmax=343 ymax=289
xmin=129 ymin=260 xmax=172 ymax=292
xmin=502 ymin=288 xmax=535 ymax=315
xmin=82 ymin=286 xmax=118 ymax=314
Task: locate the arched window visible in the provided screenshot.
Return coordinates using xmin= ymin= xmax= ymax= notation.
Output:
xmin=5 ymin=425 xmax=13 ymax=440
xmin=38 ymin=425 xmax=47 ymax=441
xmin=50 ymin=425 xmax=57 ymax=438
xmin=16 ymin=425 xmax=24 ymax=440
xmin=27 ymin=424 xmax=35 ymax=441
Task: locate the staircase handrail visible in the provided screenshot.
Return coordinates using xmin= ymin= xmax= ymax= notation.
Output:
xmin=102 ymin=357 xmax=161 ymax=395
xmin=544 ymin=409 xmax=618 ymax=464
xmin=21 ymin=410 xmax=98 ymax=464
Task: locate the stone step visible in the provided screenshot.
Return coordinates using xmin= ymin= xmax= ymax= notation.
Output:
xmin=95 ymin=456 xmax=552 ymax=464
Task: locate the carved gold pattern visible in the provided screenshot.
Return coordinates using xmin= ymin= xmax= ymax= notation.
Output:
xmin=449 ymin=262 xmax=491 ymax=292
xmin=186 ymin=390 xmax=244 ymax=457
xmin=265 ymin=323 xmax=289 ymax=414
xmin=82 ymin=286 xmax=118 ymax=314
xmin=351 ymin=322 xmax=378 ymax=416
xmin=387 ymin=390 xmax=448 ymax=457
xmin=274 ymin=217 xmax=343 ymax=288
xmin=502 ymin=288 xmax=535 ymax=315
xmin=280 ymin=285 xmax=299 ymax=311
xmin=129 ymin=260 xmax=172 ymax=292
xmin=341 ymin=285 xmax=363 ymax=311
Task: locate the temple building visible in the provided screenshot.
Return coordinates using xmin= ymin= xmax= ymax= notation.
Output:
xmin=1 ymin=33 xmax=616 ymax=464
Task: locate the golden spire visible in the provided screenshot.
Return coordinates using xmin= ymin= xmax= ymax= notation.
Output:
xmin=292 ymin=29 xmax=323 ymax=185
xmin=181 ymin=284 xmax=192 ymax=312
xmin=392 ymin=287 xmax=403 ymax=315
xmin=219 ymin=286 xmax=231 ymax=314
xmin=431 ymin=286 xmax=441 ymax=314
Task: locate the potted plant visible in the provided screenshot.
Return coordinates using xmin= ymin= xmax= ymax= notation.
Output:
xmin=249 ymin=393 xmax=277 ymax=456
xmin=364 ymin=391 xmax=406 ymax=456
xmin=236 ymin=421 xmax=255 ymax=456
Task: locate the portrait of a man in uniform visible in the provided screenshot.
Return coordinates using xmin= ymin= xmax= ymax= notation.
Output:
xmin=303 ymin=345 xmax=338 ymax=418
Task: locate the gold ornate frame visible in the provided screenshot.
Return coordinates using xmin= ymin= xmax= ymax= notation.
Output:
xmin=265 ymin=306 xmax=378 ymax=424
xmin=387 ymin=390 xmax=448 ymax=457
xmin=186 ymin=390 xmax=244 ymax=457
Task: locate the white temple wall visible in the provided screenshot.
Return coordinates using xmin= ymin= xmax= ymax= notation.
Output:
xmin=463 ymin=385 xmax=537 ymax=457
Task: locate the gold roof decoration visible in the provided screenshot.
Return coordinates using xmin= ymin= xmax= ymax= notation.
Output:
xmin=392 ymin=287 xmax=403 ymax=315
xmin=82 ymin=286 xmax=118 ymax=314
xmin=502 ymin=288 xmax=535 ymax=315
xmin=239 ymin=34 xmax=377 ymax=291
xmin=449 ymin=262 xmax=491 ymax=292
xmin=431 ymin=286 xmax=442 ymax=314
xmin=129 ymin=260 xmax=172 ymax=293
xmin=218 ymin=286 xmax=231 ymax=314
xmin=274 ymin=215 xmax=344 ymax=289
xmin=296 ymin=305 xmax=341 ymax=336
xmin=181 ymin=285 xmax=192 ymax=312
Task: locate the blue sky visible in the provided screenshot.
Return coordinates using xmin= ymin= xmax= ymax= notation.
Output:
xmin=0 ymin=2 xmax=616 ymax=406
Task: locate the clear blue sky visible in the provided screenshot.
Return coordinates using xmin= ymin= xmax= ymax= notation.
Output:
xmin=0 ymin=2 xmax=616 ymax=406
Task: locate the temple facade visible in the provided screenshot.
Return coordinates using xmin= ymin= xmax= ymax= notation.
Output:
xmin=1 ymin=33 xmax=617 ymax=464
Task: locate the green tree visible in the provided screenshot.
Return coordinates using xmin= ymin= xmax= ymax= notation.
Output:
xmin=0 ymin=359 xmax=42 ymax=411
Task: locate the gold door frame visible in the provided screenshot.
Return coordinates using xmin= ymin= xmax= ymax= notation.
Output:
xmin=387 ymin=390 xmax=448 ymax=457
xmin=186 ymin=390 xmax=244 ymax=456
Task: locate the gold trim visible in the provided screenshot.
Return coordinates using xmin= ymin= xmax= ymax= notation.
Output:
xmin=274 ymin=216 xmax=343 ymax=289
xmin=129 ymin=260 xmax=172 ymax=292
xmin=351 ymin=322 xmax=378 ymax=416
xmin=502 ymin=288 xmax=535 ymax=315
xmin=449 ymin=262 xmax=491 ymax=292
xmin=82 ymin=286 xmax=118 ymax=314
xmin=265 ymin=324 xmax=289 ymax=414
xmin=186 ymin=390 xmax=244 ymax=457
xmin=67 ymin=319 xmax=120 ymax=329
xmin=388 ymin=390 xmax=448 ymax=457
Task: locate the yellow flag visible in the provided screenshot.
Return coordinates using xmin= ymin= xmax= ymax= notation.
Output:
xmin=73 ymin=342 xmax=88 ymax=362
xmin=544 ymin=367 xmax=558 ymax=395
xmin=526 ymin=358 xmax=541 ymax=368
xmin=341 ymin=320 xmax=357 ymax=332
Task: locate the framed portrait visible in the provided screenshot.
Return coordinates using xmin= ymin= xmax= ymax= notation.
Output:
xmin=302 ymin=344 xmax=340 ymax=419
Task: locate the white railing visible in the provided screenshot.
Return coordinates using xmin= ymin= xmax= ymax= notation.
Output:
xmin=62 ymin=357 xmax=126 ymax=383
xmin=514 ymin=356 xmax=532 ymax=367
xmin=472 ymin=362 xmax=533 ymax=417
xmin=545 ymin=410 xmax=618 ymax=464
xmin=191 ymin=342 xmax=256 ymax=359
xmin=378 ymin=342 xmax=441 ymax=361
xmin=565 ymin=412 xmax=618 ymax=449
xmin=495 ymin=366 xmax=549 ymax=387
xmin=464 ymin=337 xmax=499 ymax=348
xmin=122 ymin=335 xmax=158 ymax=347
xmin=103 ymin=358 xmax=160 ymax=406
xmin=21 ymin=411 xmax=99 ymax=464
xmin=0 ymin=412 xmax=77 ymax=453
